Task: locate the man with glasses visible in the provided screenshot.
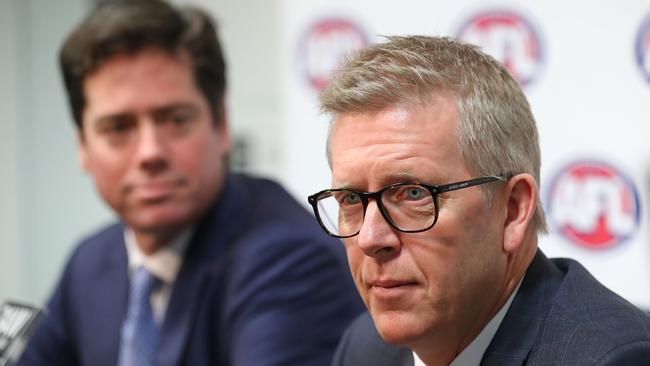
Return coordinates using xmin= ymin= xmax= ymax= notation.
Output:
xmin=309 ymin=36 xmax=650 ymax=365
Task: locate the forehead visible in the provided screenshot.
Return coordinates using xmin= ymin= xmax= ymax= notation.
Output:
xmin=329 ymin=98 xmax=467 ymax=187
xmin=88 ymin=47 xmax=193 ymax=82
xmin=83 ymin=49 xmax=200 ymax=105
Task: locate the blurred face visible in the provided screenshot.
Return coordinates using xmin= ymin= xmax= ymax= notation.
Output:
xmin=78 ymin=48 xmax=230 ymax=238
xmin=329 ymin=99 xmax=510 ymax=352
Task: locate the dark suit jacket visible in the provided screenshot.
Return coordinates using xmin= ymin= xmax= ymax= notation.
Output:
xmin=18 ymin=174 xmax=364 ymax=366
xmin=332 ymin=250 xmax=650 ymax=365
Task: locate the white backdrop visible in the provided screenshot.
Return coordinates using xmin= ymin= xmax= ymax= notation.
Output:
xmin=2 ymin=0 xmax=649 ymax=310
xmin=280 ymin=0 xmax=650 ymax=308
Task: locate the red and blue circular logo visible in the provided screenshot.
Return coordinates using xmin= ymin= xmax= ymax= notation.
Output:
xmin=455 ymin=9 xmax=544 ymax=87
xmin=545 ymin=160 xmax=641 ymax=250
xmin=297 ymin=17 xmax=369 ymax=92
xmin=635 ymin=12 xmax=650 ymax=83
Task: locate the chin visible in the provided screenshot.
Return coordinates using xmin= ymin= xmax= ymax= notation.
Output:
xmin=128 ymin=209 xmax=193 ymax=233
xmin=372 ymin=310 xmax=426 ymax=346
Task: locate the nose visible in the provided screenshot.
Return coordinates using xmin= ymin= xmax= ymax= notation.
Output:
xmin=355 ymin=200 xmax=401 ymax=261
xmin=136 ymin=123 xmax=169 ymax=174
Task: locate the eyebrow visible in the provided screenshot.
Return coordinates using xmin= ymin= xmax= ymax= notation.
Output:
xmin=92 ymin=103 xmax=199 ymax=125
xmin=153 ymin=103 xmax=199 ymax=116
xmin=384 ymin=171 xmax=421 ymax=183
xmin=94 ymin=113 xmax=134 ymax=127
xmin=333 ymin=171 xmax=444 ymax=191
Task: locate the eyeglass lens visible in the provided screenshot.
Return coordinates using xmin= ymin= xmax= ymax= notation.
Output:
xmin=316 ymin=184 xmax=437 ymax=237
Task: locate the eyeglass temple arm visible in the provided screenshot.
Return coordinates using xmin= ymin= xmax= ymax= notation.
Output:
xmin=436 ymin=174 xmax=509 ymax=194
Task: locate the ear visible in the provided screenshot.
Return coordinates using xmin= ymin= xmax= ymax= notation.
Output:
xmin=502 ymin=174 xmax=537 ymax=253
xmin=77 ymin=130 xmax=90 ymax=173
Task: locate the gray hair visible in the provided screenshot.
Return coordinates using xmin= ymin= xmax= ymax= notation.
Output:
xmin=319 ymin=35 xmax=547 ymax=234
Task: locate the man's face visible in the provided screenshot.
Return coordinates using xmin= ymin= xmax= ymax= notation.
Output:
xmin=329 ymin=99 xmax=509 ymax=349
xmin=78 ymin=48 xmax=230 ymax=236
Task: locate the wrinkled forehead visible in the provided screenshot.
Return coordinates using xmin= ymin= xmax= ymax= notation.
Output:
xmin=326 ymin=95 xmax=460 ymax=165
xmin=328 ymin=99 xmax=465 ymax=188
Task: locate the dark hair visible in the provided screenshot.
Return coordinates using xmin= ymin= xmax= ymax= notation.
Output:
xmin=60 ymin=0 xmax=227 ymax=129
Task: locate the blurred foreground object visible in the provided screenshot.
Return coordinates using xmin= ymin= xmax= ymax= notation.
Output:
xmin=0 ymin=301 xmax=43 ymax=366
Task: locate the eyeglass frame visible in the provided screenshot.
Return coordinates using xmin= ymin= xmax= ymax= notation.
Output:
xmin=307 ymin=175 xmax=509 ymax=238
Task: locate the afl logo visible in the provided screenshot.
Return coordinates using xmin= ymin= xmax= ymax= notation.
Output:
xmin=455 ymin=9 xmax=544 ymax=86
xmin=635 ymin=13 xmax=650 ymax=83
xmin=545 ymin=160 xmax=641 ymax=250
xmin=297 ymin=18 xmax=368 ymax=92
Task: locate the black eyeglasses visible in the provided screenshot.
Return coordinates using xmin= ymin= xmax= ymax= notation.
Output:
xmin=307 ymin=175 xmax=507 ymax=238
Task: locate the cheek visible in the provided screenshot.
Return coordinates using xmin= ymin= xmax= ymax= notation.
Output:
xmin=172 ymin=141 xmax=211 ymax=177
xmin=419 ymin=215 xmax=504 ymax=302
xmin=343 ymin=241 xmax=360 ymax=273
xmin=86 ymin=152 xmax=128 ymax=188
xmin=176 ymin=132 xmax=226 ymax=175
xmin=409 ymin=244 xmax=448 ymax=290
xmin=405 ymin=230 xmax=471 ymax=301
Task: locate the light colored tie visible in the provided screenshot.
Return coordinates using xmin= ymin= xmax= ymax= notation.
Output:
xmin=118 ymin=266 xmax=160 ymax=366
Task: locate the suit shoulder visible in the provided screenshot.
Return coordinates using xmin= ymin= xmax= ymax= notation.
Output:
xmin=333 ymin=312 xmax=412 ymax=366
xmin=63 ymin=222 xmax=125 ymax=275
xmin=347 ymin=312 xmax=387 ymax=347
xmin=71 ymin=222 xmax=122 ymax=253
xmin=231 ymin=174 xmax=341 ymax=248
xmin=550 ymin=258 xmax=649 ymax=327
xmin=533 ymin=258 xmax=650 ymax=363
xmin=234 ymin=174 xmax=308 ymax=218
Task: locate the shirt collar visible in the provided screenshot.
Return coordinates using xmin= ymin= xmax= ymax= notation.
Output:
xmin=124 ymin=227 xmax=193 ymax=285
xmin=413 ymin=281 xmax=522 ymax=366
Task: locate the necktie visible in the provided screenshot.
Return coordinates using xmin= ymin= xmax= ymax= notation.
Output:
xmin=118 ymin=266 xmax=160 ymax=366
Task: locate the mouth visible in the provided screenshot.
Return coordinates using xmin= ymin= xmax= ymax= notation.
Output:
xmin=131 ymin=179 xmax=183 ymax=202
xmin=369 ymin=279 xmax=419 ymax=300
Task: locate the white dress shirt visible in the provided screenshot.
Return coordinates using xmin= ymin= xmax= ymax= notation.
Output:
xmin=413 ymin=283 xmax=521 ymax=366
xmin=124 ymin=228 xmax=193 ymax=324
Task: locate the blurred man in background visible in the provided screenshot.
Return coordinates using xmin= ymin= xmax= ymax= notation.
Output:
xmin=18 ymin=1 xmax=362 ymax=365
xmin=309 ymin=35 xmax=650 ymax=365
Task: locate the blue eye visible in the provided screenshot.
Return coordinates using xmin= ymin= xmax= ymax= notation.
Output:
xmin=406 ymin=188 xmax=425 ymax=200
xmin=343 ymin=192 xmax=361 ymax=205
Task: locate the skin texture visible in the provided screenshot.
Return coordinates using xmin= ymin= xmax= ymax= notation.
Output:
xmin=78 ymin=48 xmax=230 ymax=254
xmin=329 ymin=98 xmax=538 ymax=365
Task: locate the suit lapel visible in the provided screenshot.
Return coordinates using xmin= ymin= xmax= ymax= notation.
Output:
xmin=85 ymin=226 xmax=129 ymax=366
xmin=480 ymin=250 xmax=564 ymax=365
xmin=154 ymin=174 xmax=252 ymax=366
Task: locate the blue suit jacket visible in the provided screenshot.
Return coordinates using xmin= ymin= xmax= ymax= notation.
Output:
xmin=19 ymin=174 xmax=364 ymax=366
xmin=332 ymin=250 xmax=650 ymax=365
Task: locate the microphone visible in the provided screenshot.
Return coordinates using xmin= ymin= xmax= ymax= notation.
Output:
xmin=0 ymin=301 xmax=44 ymax=366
